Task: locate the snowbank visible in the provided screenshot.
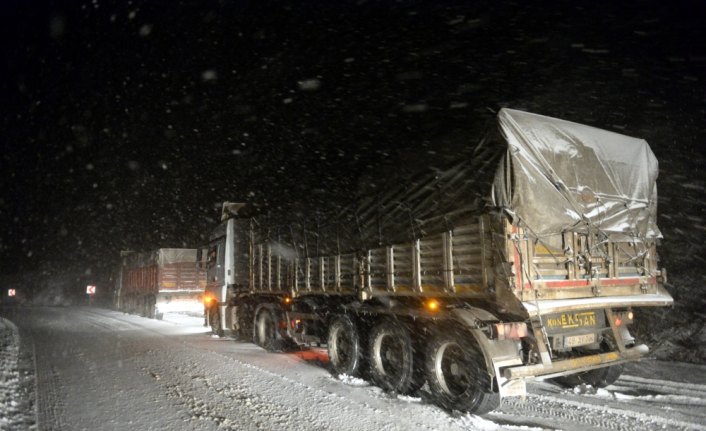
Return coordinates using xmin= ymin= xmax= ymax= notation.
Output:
xmin=0 ymin=316 xmax=34 ymax=429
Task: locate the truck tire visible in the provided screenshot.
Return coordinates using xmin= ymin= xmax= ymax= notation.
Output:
xmin=553 ymin=364 xmax=624 ymax=388
xmin=233 ymin=306 xmax=253 ymax=341
xmin=327 ymin=315 xmax=364 ymax=377
xmin=425 ymin=330 xmax=499 ymax=414
xmin=209 ymin=304 xmax=224 ymax=337
xmin=147 ymin=295 xmax=157 ymax=319
xmin=368 ymin=318 xmax=424 ymax=394
xmin=254 ymin=307 xmax=279 ymax=351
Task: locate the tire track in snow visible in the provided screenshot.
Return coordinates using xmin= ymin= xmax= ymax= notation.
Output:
xmin=78 ymin=308 xmax=446 ymax=430
xmin=492 ymin=386 xmax=704 ymax=431
xmin=33 ymin=340 xmax=67 ymax=431
xmin=134 ymin=338 xmax=443 ymax=430
xmin=593 ymin=375 xmax=706 ymax=425
xmin=158 ymin=318 xmax=706 ymax=431
xmin=26 ymin=311 xmax=76 ymax=431
xmin=146 ymin=352 xmax=338 ymax=431
xmin=616 ymin=374 xmax=706 ymax=400
xmin=19 ymin=308 xmax=194 ymax=431
xmin=0 ymin=317 xmax=36 ymax=430
xmin=47 ymin=308 xmax=706 ymax=431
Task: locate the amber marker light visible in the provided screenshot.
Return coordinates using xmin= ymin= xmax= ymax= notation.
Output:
xmin=627 ymin=311 xmax=634 ymax=320
xmin=425 ymin=299 xmax=441 ymax=312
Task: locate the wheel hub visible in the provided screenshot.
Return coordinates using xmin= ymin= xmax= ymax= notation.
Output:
xmin=435 ymin=341 xmax=473 ymax=396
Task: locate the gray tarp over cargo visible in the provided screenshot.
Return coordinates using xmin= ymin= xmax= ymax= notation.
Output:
xmin=251 ymin=108 xmax=661 ymax=253
xmin=492 ymin=108 xmax=661 ymax=241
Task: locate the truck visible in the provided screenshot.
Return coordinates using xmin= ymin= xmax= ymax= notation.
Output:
xmin=203 ymin=108 xmax=673 ymax=413
xmin=116 ymin=248 xmax=206 ymax=319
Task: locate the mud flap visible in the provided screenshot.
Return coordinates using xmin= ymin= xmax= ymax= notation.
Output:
xmin=451 ymin=309 xmax=526 ymax=399
xmin=494 ymin=358 xmax=527 ymax=398
xmin=498 ymin=375 xmax=526 ymax=398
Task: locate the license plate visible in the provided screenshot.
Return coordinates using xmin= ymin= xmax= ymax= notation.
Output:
xmin=544 ymin=309 xmax=605 ymax=335
xmin=565 ymin=333 xmax=596 ymax=347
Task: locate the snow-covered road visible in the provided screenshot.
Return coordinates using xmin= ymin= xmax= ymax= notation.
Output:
xmin=1 ymin=306 xmax=705 ymax=431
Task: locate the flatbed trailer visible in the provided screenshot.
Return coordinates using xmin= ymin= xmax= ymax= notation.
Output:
xmin=204 ymin=108 xmax=673 ymax=413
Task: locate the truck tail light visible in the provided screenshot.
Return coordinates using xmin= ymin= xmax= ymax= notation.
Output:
xmin=493 ymin=322 xmax=528 ymax=340
xmin=613 ymin=309 xmax=634 ymax=326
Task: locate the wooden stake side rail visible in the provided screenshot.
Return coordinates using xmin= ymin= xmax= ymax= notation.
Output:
xmin=246 ymin=219 xmax=490 ymax=299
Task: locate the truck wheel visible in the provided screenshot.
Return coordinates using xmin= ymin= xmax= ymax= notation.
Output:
xmin=368 ymin=318 xmax=424 ymax=394
xmin=209 ymin=305 xmax=223 ymax=337
xmin=255 ymin=307 xmax=279 ymax=351
xmin=425 ymin=331 xmax=499 ymax=414
xmin=147 ymin=295 xmax=157 ymax=319
xmin=553 ymin=364 xmax=624 ymax=388
xmin=233 ymin=306 xmax=252 ymax=341
xmin=328 ymin=315 xmax=364 ymax=377
xmin=138 ymin=297 xmax=145 ymax=316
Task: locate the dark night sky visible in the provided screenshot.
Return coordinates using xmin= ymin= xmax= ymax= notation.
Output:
xmin=1 ymin=1 xmax=705 ymax=292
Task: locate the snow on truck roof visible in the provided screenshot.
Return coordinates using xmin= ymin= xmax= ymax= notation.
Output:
xmin=493 ymin=108 xmax=661 ymax=240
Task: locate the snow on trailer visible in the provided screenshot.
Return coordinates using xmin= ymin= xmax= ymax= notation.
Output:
xmin=116 ymin=248 xmax=206 ymax=319
xmin=204 ymin=108 xmax=673 ymax=414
